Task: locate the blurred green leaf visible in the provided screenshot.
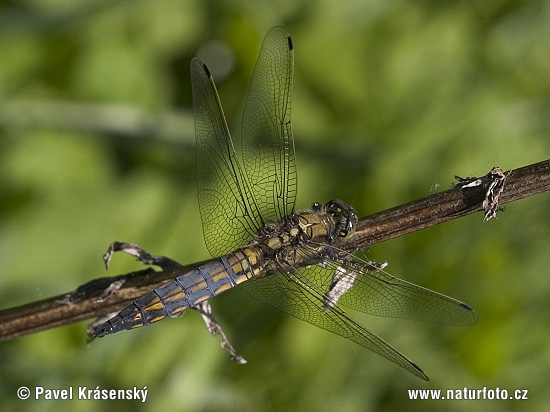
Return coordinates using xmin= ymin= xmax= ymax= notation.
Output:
xmin=1 ymin=1 xmax=549 ymax=411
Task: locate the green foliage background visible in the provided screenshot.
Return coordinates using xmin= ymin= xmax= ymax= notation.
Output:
xmin=1 ymin=1 xmax=549 ymax=411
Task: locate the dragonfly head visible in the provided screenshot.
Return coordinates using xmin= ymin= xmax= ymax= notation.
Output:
xmin=323 ymin=199 xmax=358 ymax=243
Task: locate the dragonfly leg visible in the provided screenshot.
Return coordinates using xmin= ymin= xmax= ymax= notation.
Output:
xmin=195 ymin=301 xmax=247 ymax=364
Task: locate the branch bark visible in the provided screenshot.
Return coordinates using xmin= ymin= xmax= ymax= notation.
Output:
xmin=0 ymin=159 xmax=548 ymax=342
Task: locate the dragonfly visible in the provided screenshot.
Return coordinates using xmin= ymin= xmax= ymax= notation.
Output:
xmin=90 ymin=26 xmax=477 ymax=380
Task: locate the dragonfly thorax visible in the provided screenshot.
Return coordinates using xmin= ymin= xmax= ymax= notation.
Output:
xmin=254 ymin=199 xmax=357 ymax=271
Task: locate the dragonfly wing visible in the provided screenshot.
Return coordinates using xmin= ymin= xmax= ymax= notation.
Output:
xmin=241 ymin=26 xmax=297 ymax=223
xmin=306 ymin=250 xmax=478 ymax=326
xmin=191 ymin=57 xmax=263 ymax=257
xmin=244 ymin=269 xmax=429 ymax=380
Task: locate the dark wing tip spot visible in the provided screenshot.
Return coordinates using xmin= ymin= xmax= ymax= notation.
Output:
xmin=202 ymin=63 xmax=211 ymax=77
xmin=459 ymin=301 xmax=479 ymax=325
xmin=460 ymin=302 xmax=474 ymax=311
xmin=287 ymin=36 xmax=293 ymax=51
xmin=412 ymin=362 xmax=430 ymax=381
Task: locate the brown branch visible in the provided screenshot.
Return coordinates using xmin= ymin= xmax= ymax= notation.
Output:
xmin=344 ymin=160 xmax=550 ymax=249
xmin=0 ymin=159 xmax=548 ymax=342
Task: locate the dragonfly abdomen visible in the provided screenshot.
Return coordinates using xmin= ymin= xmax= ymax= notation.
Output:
xmin=91 ymin=247 xmax=263 ymax=339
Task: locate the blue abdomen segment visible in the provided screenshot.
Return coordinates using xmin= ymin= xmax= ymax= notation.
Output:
xmin=91 ymin=248 xmax=261 ymax=339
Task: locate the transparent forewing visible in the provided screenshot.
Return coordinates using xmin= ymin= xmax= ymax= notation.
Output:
xmin=191 ymin=57 xmax=263 ymax=258
xmin=241 ymin=26 xmax=297 ymax=223
xmin=308 ymin=250 xmax=478 ymax=326
xmin=243 ymin=269 xmax=428 ymax=380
